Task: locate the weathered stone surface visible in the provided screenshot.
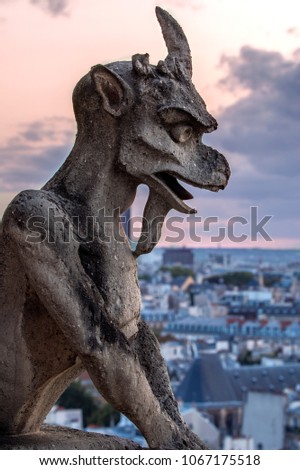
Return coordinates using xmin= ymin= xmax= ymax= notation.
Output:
xmin=0 ymin=7 xmax=229 ymax=449
xmin=0 ymin=426 xmax=142 ymax=450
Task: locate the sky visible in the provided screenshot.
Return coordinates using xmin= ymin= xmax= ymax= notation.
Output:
xmin=0 ymin=0 xmax=299 ymax=249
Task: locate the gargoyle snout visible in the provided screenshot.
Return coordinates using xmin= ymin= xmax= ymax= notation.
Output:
xmin=178 ymin=143 xmax=230 ymax=195
xmin=205 ymin=146 xmax=231 ymax=190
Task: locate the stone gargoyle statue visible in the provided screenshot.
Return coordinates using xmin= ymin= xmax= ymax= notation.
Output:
xmin=0 ymin=7 xmax=230 ymax=449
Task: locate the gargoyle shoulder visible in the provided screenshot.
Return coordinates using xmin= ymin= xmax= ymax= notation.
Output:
xmin=2 ymin=190 xmax=64 ymax=242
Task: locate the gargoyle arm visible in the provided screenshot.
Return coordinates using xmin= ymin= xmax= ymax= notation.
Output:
xmin=2 ymin=191 xmax=106 ymax=354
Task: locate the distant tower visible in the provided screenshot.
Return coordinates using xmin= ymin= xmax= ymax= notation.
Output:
xmin=122 ymin=208 xmax=131 ymax=239
xmin=258 ymin=258 xmax=264 ymax=288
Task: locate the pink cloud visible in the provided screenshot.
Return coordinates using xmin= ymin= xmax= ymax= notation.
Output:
xmin=161 ymin=0 xmax=203 ymax=12
xmin=0 ymin=117 xmax=74 ymax=192
xmin=30 ymin=0 xmax=69 ymax=16
xmin=287 ymin=26 xmax=300 ymax=37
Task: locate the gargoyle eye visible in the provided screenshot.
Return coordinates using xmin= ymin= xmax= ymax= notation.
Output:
xmin=169 ymin=123 xmax=193 ymax=143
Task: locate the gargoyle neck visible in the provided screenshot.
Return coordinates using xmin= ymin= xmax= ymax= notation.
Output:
xmin=44 ymin=134 xmax=137 ymax=215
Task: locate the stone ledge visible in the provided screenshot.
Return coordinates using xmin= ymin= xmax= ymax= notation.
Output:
xmin=0 ymin=425 xmax=143 ymax=450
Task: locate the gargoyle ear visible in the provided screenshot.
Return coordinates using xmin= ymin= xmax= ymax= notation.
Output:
xmin=91 ymin=64 xmax=133 ymax=117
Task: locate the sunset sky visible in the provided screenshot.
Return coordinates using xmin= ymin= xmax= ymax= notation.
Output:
xmin=0 ymin=0 xmax=299 ymax=249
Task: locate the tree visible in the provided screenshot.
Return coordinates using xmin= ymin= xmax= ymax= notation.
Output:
xmin=160 ymin=265 xmax=195 ymax=279
xmin=57 ymin=380 xmax=120 ymax=427
xmin=237 ymin=349 xmax=261 ymax=366
xmin=206 ymin=271 xmax=254 ymax=288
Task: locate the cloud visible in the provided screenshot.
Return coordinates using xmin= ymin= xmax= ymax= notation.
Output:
xmin=200 ymin=45 xmax=300 ymax=246
xmin=213 ymin=46 xmax=300 ymax=177
xmin=30 ymin=0 xmax=69 ymax=16
xmin=0 ymin=117 xmax=74 ymax=192
xmin=287 ymin=27 xmax=300 ymax=37
xmin=160 ymin=0 xmax=203 ymax=12
xmin=0 ymin=0 xmax=69 ymax=16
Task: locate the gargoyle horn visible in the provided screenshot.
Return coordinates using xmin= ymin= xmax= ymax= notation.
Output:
xmin=155 ymin=6 xmax=192 ymax=78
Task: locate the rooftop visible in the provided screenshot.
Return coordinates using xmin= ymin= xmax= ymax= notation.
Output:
xmin=176 ymin=354 xmax=300 ymax=407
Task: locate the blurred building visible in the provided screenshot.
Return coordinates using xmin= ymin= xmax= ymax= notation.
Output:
xmin=163 ymin=248 xmax=194 ymax=267
xmin=45 ymin=406 xmax=83 ymax=430
xmin=182 ymin=407 xmax=220 ymax=449
xmin=242 ymin=391 xmax=285 ymax=449
xmin=176 ymin=353 xmax=300 ymax=448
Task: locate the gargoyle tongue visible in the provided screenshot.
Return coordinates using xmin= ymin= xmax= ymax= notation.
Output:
xmin=142 ymin=173 xmax=196 ymax=215
xmin=155 ymin=172 xmax=194 ymax=200
xmin=134 ymin=190 xmax=172 ymax=257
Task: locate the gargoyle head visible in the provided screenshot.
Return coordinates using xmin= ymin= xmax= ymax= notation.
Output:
xmin=72 ymin=7 xmax=230 ymax=255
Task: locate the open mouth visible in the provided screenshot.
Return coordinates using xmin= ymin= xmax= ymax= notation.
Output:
xmin=155 ymin=172 xmax=194 ymax=201
xmin=147 ymin=171 xmax=223 ymax=214
xmin=145 ymin=171 xmax=195 ymax=214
